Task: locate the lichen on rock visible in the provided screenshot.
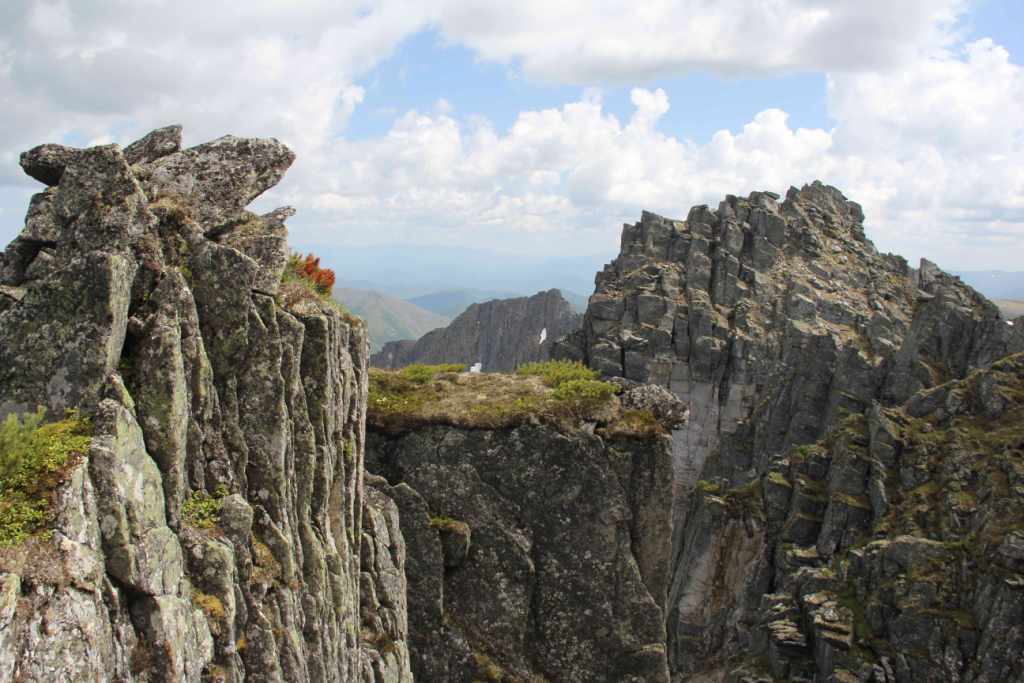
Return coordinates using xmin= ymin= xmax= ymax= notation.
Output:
xmin=0 ymin=126 xmax=405 ymax=682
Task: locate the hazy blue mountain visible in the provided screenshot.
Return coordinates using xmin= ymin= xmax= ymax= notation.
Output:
xmin=333 ymin=287 xmax=450 ymax=352
xmin=995 ymin=299 xmax=1024 ymax=319
xmin=952 ymin=270 xmax=1024 ymax=300
xmin=406 ymin=289 xmax=521 ymax=318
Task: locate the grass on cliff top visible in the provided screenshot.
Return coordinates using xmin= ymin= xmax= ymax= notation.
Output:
xmin=368 ymin=361 xmax=657 ymax=435
xmin=0 ymin=407 xmax=92 ymax=547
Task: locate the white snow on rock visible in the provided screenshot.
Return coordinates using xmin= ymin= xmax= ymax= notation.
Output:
xmin=539 ymin=327 xmax=547 ymax=344
xmin=470 ymin=362 xmax=483 ymax=373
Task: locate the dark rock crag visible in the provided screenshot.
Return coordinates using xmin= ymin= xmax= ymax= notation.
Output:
xmin=557 ymin=182 xmax=1024 ymax=680
xmin=366 ymin=419 xmax=677 ymax=682
xmin=0 ymin=128 xmax=411 ymax=682
xmin=371 ymin=289 xmax=581 ymax=372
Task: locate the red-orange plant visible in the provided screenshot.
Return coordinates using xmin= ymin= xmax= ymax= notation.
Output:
xmin=289 ymin=252 xmax=336 ymax=297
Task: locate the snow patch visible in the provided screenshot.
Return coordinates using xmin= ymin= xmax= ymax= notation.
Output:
xmin=1007 ymin=320 xmax=1015 ymax=326
xmin=470 ymin=362 xmax=482 ymax=373
xmin=539 ymin=327 xmax=547 ymax=344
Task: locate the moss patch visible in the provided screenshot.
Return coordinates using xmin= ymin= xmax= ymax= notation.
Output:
xmin=0 ymin=407 xmax=92 ymax=547
xmin=182 ymin=485 xmax=228 ymax=530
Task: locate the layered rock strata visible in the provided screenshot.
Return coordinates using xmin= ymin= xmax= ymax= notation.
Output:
xmin=0 ymin=128 xmax=411 ymax=682
xmin=371 ymin=289 xmax=581 ymax=371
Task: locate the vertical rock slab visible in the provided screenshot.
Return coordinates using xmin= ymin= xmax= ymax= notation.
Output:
xmin=0 ymin=127 xmax=386 ymax=682
xmin=367 ymin=422 xmax=675 ymax=682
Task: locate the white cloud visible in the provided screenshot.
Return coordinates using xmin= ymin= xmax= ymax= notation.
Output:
xmin=281 ymin=36 xmax=1024 ymax=271
xmin=432 ymin=0 xmax=968 ymax=82
xmin=0 ymin=0 xmax=1021 ymax=274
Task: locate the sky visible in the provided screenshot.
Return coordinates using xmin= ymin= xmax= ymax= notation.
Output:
xmin=1 ymin=0 xmax=1023 ymax=278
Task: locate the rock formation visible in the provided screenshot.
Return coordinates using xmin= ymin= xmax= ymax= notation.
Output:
xmin=3 ymin=123 xmax=1022 ymax=683
xmin=0 ymin=128 xmax=411 ymax=682
xmin=557 ymin=182 xmax=1024 ymax=679
xmin=371 ymin=289 xmax=581 ymax=372
xmin=364 ymin=368 xmax=685 ymax=682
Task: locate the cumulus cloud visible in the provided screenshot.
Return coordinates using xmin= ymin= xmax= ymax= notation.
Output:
xmin=432 ymin=0 xmax=968 ymax=81
xmin=0 ymin=0 xmax=1021 ymax=272
xmin=284 ymin=38 xmax=1024 ymax=270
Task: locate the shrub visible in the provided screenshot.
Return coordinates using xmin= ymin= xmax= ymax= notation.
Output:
xmin=0 ymin=407 xmax=92 ymax=547
xmin=516 ymin=360 xmax=598 ymax=387
xmin=288 ymin=252 xmax=336 ymax=297
xmin=550 ymin=378 xmax=617 ymax=417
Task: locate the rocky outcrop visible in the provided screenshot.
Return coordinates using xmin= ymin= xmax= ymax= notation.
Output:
xmin=726 ymin=353 xmax=1024 ymax=681
xmin=0 ymin=128 xmax=411 ymax=682
xmin=366 ymin=418 xmax=676 ymax=682
xmin=371 ymin=288 xmax=581 ymax=371
xmin=557 ymin=182 xmax=1024 ymax=678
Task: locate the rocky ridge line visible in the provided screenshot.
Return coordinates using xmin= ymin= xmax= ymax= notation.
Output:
xmin=371 ymin=288 xmax=581 ymax=372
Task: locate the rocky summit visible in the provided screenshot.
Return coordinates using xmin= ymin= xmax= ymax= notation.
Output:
xmin=0 ymin=128 xmax=409 ymax=682
xmin=1 ymin=125 xmax=1022 ymax=683
xmin=557 ymin=181 xmax=1024 ymax=679
xmin=371 ymin=288 xmax=581 ymax=372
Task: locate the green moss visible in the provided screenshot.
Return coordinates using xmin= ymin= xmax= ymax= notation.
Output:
xmin=192 ymin=590 xmax=226 ymax=621
xmin=0 ymin=407 xmax=92 ymax=547
xmin=767 ymin=471 xmax=793 ymax=488
xmin=516 ymin=359 xmax=599 ymax=387
xmin=182 ymin=485 xmax=228 ymax=529
xmin=604 ymin=408 xmax=665 ymax=436
xmin=471 ymin=652 xmax=507 ymax=682
xmin=696 ymin=480 xmax=722 ymax=495
xmin=832 ymin=492 xmax=872 ymax=510
xmin=429 ymin=515 xmax=469 ymax=534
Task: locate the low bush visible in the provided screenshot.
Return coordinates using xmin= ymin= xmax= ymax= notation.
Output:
xmin=550 ymin=378 xmax=617 ymax=417
xmin=0 ymin=407 xmax=92 ymax=547
xmin=516 ymin=359 xmax=599 ymax=387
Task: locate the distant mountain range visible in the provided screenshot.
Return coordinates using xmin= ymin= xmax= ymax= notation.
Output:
xmin=333 ymin=287 xmax=450 ymax=352
xmin=952 ymin=270 xmax=1024 ymax=300
xmin=314 ymin=245 xmax=610 ymax=298
xmin=406 ymin=289 xmax=521 ymax=318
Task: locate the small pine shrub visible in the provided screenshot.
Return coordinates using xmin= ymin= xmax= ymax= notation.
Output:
xmin=516 ymin=360 xmax=599 ymax=387
xmin=0 ymin=407 xmax=92 ymax=547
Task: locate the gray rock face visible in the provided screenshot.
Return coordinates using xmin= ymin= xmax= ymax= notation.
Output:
xmin=366 ymin=422 xmax=675 ymax=682
xmin=726 ymin=353 xmax=1024 ymax=681
xmin=559 ymin=181 xmax=1024 ymax=678
xmin=371 ymin=288 xmax=581 ymax=371
xmin=0 ymin=128 xmax=410 ymax=682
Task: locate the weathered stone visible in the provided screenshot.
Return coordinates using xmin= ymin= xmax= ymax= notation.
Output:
xmin=0 ymin=252 xmax=134 ymax=419
xmin=367 ymin=423 xmax=674 ymax=682
xmin=20 ymin=142 xmax=80 ymax=185
xmin=124 ymin=124 xmax=182 ymax=165
xmin=139 ymin=135 xmax=295 ymax=229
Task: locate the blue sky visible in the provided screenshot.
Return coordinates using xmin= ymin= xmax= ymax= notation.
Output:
xmin=1 ymin=0 xmax=1023 ymax=281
